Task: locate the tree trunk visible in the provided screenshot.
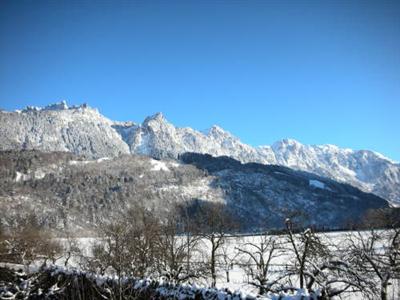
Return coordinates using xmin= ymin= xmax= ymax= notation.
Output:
xmin=299 ymin=266 xmax=304 ymax=289
xmin=259 ymin=286 xmax=265 ymax=295
xmin=381 ymin=280 xmax=388 ymax=300
xmin=211 ymin=254 xmax=216 ymax=287
xmin=118 ymin=270 xmax=122 ymax=300
xmin=186 ymin=232 xmax=190 ymax=276
xmin=299 ymin=237 xmax=310 ymax=290
xmin=64 ymin=251 xmax=71 ymax=267
xmin=211 ymin=238 xmax=216 ymax=287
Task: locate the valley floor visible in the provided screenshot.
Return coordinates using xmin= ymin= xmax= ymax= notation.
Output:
xmin=2 ymin=230 xmax=399 ymax=299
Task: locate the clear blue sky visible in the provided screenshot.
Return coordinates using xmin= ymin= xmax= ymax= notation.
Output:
xmin=0 ymin=0 xmax=399 ymax=161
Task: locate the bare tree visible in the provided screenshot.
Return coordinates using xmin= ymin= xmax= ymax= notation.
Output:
xmin=284 ymin=218 xmax=369 ymax=299
xmin=192 ymin=201 xmax=237 ymax=287
xmin=89 ymin=206 xmax=163 ymax=299
xmin=220 ymin=237 xmax=239 ymax=284
xmin=125 ymin=206 xmax=161 ymax=278
xmin=347 ymin=210 xmax=400 ymax=300
xmin=284 ymin=219 xmax=318 ymax=291
xmin=236 ymin=233 xmax=283 ymax=294
xmin=91 ymin=220 xmax=135 ymax=300
xmin=62 ymin=231 xmax=82 ymax=267
xmin=4 ymin=215 xmax=62 ymax=269
xmin=156 ymin=208 xmax=203 ymax=283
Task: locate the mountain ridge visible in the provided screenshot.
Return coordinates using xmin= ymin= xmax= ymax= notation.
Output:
xmin=1 ymin=101 xmax=399 ymax=203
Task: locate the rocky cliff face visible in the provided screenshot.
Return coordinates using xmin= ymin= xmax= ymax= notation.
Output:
xmin=1 ymin=102 xmax=399 ymax=203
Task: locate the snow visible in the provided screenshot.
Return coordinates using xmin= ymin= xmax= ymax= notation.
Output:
xmin=69 ymin=160 xmax=91 ymax=165
xmin=0 ymin=264 xmax=315 ymax=300
xmin=372 ymin=151 xmax=398 ymax=164
xmin=309 ymin=179 xmax=326 ymax=189
xmin=156 ymin=177 xmax=225 ymax=203
xmin=150 ymin=159 xmax=170 ymax=171
xmin=34 ymin=169 xmax=46 ymax=179
xmin=14 ymin=168 xmax=56 ymax=182
xmin=96 ymin=157 xmax=111 ymax=162
xmin=69 ymin=157 xmax=110 ymax=165
xmin=15 ymin=171 xmax=29 ymax=182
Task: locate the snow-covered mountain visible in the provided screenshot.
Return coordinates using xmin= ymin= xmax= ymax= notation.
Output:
xmin=1 ymin=101 xmax=399 ymax=203
xmin=0 ymin=102 xmax=130 ymax=158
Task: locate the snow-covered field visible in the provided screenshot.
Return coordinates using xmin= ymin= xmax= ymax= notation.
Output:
xmin=52 ymin=230 xmax=400 ymax=300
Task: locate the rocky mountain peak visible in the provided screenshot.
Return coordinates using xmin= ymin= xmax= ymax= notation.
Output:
xmin=143 ymin=112 xmax=165 ymax=124
xmin=43 ymin=100 xmax=69 ymax=110
xmin=206 ymin=125 xmax=234 ymax=139
xmin=272 ymin=138 xmax=302 ymax=151
xmin=20 ymin=101 xmax=95 ymax=114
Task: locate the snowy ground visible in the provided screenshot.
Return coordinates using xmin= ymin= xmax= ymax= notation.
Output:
xmin=49 ymin=230 xmax=400 ymax=299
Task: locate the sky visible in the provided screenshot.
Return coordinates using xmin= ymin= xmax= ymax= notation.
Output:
xmin=0 ymin=0 xmax=399 ymax=161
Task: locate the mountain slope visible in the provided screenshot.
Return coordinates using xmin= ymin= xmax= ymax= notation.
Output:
xmin=0 ymin=150 xmax=388 ymax=232
xmin=180 ymin=153 xmax=388 ymax=229
xmin=1 ymin=102 xmax=399 ymax=203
